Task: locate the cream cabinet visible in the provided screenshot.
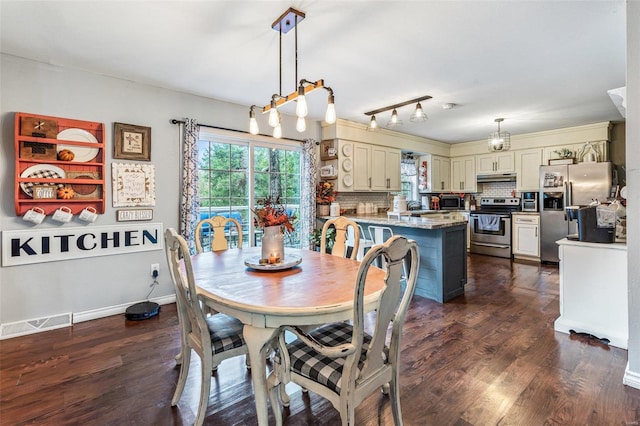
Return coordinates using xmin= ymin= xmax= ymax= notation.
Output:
xmin=421 ymin=154 xmax=450 ymax=192
xmin=515 ymin=148 xmax=543 ymax=191
xmin=512 ymin=213 xmax=540 ymax=260
xmin=476 ymin=152 xmax=515 ymax=175
xmin=352 ymin=142 xmax=400 ymax=191
xmin=451 ymin=156 xmax=476 ymax=192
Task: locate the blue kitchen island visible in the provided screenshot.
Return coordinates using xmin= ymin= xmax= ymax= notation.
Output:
xmin=319 ymin=213 xmax=468 ymax=303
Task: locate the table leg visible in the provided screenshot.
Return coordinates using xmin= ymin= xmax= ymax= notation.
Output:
xmin=243 ymin=325 xmax=278 ymax=426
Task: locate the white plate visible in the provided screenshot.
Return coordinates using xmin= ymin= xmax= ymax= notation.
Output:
xmin=620 ymin=186 xmax=627 ymax=199
xmin=20 ymin=164 xmax=66 ymax=197
xmin=343 ymin=174 xmax=353 ymax=187
xmin=342 ymin=144 xmax=352 ymax=156
xmin=57 ymin=128 xmax=99 ymax=162
xmin=244 ymin=254 xmax=302 ymax=271
xmin=342 ymin=158 xmax=352 ymax=172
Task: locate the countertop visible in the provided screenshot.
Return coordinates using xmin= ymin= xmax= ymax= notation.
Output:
xmin=319 ymin=213 xmax=468 ymax=230
xmin=556 ymin=237 xmax=627 ymax=251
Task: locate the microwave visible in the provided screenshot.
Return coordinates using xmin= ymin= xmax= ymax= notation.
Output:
xmin=439 ymin=195 xmax=464 ymax=210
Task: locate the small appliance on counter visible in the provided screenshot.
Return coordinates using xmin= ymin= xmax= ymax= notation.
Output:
xmin=576 ymin=205 xmax=615 ymax=243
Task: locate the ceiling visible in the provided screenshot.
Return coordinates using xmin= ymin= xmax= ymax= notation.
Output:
xmin=0 ymin=1 xmax=626 ymax=144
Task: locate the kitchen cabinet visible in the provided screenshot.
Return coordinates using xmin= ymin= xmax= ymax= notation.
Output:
xmin=476 ymin=151 xmax=515 ymax=175
xmin=451 ymin=156 xmax=476 ymax=192
xmin=353 ymin=143 xmax=400 ymax=191
xmin=512 ymin=213 xmax=540 ymax=260
xmin=419 ymin=154 xmax=451 ymax=193
xmin=515 ymin=148 xmax=543 ymax=191
xmin=14 ymin=112 xmax=105 ymax=216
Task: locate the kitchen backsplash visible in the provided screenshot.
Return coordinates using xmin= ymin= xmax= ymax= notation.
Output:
xmin=477 ymin=181 xmax=517 ymax=197
xmin=336 ymin=192 xmax=390 ymax=210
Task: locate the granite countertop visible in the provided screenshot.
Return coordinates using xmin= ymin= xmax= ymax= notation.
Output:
xmin=319 ymin=213 xmax=468 ymax=230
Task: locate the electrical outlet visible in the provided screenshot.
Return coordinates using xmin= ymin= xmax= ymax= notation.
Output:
xmin=151 ymin=263 xmax=160 ymax=277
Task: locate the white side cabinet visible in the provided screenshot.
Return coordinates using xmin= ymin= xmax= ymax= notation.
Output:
xmin=512 ymin=213 xmax=540 ymax=260
xmin=515 ymin=148 xmax=543 ymax=191
xmin=451 ymin=156 xmax=476 ymax=192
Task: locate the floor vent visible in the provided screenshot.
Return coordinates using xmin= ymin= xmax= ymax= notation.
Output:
xmin=0 ymin=312 xmax=72 ymax=340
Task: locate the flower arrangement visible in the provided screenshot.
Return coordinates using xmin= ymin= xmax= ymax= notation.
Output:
xmin=252 ymin=196 xmax=296 ymax=233
xmin=316 ymin=181 xmax=337 ymax=205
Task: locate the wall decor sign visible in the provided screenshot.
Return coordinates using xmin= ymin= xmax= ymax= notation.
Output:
xmin=1 ymin=222 xmax=164 ymax=266
xmin=117 ymin=209 xmax=153 ymax=222
xmin=112 ymin=163 xmax=155 ymax=207
xmin=32 ymin=185 xmax=57 ymax=199
xmin=113 ymin=122 xmax=151 ymax=161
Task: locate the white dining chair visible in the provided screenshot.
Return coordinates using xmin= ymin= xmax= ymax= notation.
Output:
xmin=267 ymin=235 xmax=420 ymax=425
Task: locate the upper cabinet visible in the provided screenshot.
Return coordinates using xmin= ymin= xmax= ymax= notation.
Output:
xmin=476 ymin=152 xmax=515 ymax=175
xmin=14 ymin=112 xmax=105 ymax=216
xmin=451 ymin=155 xmax=476 ymax=192
xmin=352 ymin=142 xmax=400 ymax=191
xmin=420 ymin=154 xmax=450 ymax=193
xmin=515 ymin=148 xmax=543 ymax=191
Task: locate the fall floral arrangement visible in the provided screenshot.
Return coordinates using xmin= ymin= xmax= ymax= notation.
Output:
xmin=316 ymin=181 xmax=337 ymax=205
xmin=252 ymin=196 xmax=296 ymax=233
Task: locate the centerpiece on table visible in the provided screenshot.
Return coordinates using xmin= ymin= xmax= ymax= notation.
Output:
xmin=316 ymin=181 xmax=337 ymax=216
xmin=253 ymin=196 xmax=296 ymax=264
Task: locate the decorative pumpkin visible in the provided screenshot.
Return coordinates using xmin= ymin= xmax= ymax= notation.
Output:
xmin=58 ymin=149 xmax=75 ymax=161
xmin=57 ymin=186 xmax=75 ymax=199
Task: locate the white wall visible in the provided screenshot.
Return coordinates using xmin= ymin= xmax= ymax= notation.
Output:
xmin=0 ymin=54 xmax=320 ymax=325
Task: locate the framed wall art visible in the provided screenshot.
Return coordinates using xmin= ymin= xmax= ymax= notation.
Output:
xmin=113 ymin=122 xmax=151 ymax=161
xmin=112 ymin=163 xmax=156 ymax=207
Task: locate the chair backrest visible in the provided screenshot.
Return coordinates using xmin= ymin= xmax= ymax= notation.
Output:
xmin=165 ymin=228 xmax=211 ymax=353
xmin=321 ymin=216 xmax=359 ymax=260
xmin=350 ymin=235 xmax=419 ymax=387
xmin=367 ymin=225 xmax=394 ymax=245
xmin=194 ymin=216 xmax=243 ymax=253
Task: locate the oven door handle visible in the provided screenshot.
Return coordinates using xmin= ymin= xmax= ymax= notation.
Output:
xmin=471 ymin=242 xmax=511 ymax=249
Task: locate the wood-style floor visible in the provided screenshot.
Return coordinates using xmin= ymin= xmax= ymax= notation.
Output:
xmin=2 ymin=254 xmax=639 ymax=425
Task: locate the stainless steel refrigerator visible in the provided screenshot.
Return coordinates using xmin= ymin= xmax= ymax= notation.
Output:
xmin=539 ymin=162 xmax=613 ymax=262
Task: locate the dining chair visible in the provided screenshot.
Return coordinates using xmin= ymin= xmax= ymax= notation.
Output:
xmin=321 ymin=216 xmax=360 ymax=260
xmin=267 ymin=235 xmax=420 ymax=426
xmin=164 ymin=228 xmax=249 ymax=426
xmin=194 ymin=216 xmax=243 ymax=254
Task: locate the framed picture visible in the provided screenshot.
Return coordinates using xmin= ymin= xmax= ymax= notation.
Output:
xmin=112 ymin=163 xmax=156 ymax=207
xmin=32 ymin=185 xmax=57 ymax=199
xmin=113 ymin=122 xmax=151 ymax=161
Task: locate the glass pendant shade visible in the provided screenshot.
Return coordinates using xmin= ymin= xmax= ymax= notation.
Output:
xmin=387 ymin=109 xmax=402 ymax=127
xmin=368 ymin=115 xmax=378 ymax=130
xmin=296 ymin=116 xmax=306 ymax=132
xmin=273 ymin=123 xmax=282 ymax=139
xmin=410 ymin=102 xmax=428 ymax=122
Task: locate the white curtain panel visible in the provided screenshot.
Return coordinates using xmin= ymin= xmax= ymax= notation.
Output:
xmin=180 ymin=118 xmax=200 ymax=253
xmin=300 ymin=139 xmax=318 ymax=249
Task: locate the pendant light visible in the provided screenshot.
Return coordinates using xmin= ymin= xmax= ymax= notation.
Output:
xmin=409 ymin=102 xmax=428 ymax=122
xmin=488 ymin=118 xmax=511 ymax=151
xmin=249 ymin=106 xmax=259 ymax=135
xmin=387 ymin=109 xmax=402 ymax=127
xmin=364 ymin=95 xmax=431 ymax=130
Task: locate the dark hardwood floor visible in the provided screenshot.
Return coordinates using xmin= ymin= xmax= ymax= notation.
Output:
xmin=2 ymin=254 xmax=639 ymax=425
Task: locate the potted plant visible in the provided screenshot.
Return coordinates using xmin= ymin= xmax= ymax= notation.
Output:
xmin=253 ymin=196 xmax=296 ymax=262
xmin=310 ymin=227 xmax=335 ymax=253
xmin=316 ymin=181 xmax=337 ymax=216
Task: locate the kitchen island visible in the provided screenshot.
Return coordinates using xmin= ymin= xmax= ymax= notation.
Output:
xmin=319 ymin=213 xmax=468 ymax=302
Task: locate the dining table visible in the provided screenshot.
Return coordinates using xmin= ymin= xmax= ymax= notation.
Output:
xmin=190 ymin=246 xmax=387 ymax=426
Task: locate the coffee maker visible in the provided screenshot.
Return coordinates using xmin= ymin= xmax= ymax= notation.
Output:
xmin=577 ymin=206 xmax=615 ymax=243
xmin=521 ymin=192 xmax=538 ymax=211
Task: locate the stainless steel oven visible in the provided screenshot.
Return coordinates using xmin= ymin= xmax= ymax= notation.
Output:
xmin=469 ymin=197 xmax=521 ymax=258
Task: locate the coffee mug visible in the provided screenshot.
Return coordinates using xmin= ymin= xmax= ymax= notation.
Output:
xmin=78 ymin=206 xmax=98 ymax=223
xmin=51 ymin=206 xmax=73 ymax=223
xmin=23 ymin=207 xmax=46 ymax=224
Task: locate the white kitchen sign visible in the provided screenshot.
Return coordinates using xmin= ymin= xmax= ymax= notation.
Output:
xmin=1 ymin=223 xmax=163 ymax=267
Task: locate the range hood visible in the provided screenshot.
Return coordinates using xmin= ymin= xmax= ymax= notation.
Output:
xmin=477 ymin=173 xmax=517 ymax=183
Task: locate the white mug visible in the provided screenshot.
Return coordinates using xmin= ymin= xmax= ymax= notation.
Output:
xmin=78 ymin=206 xmax=98 ymax=223
xmin=23 ymin=207 xmax=46 ymax=224
xmin=51 ymin=206 xmax=73 ymax=223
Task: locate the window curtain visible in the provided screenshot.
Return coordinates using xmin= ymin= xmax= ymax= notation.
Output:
xmin=179 ymin=118 xmax=200 ymax=253
xmin=300 ymin=138 xmax=318 ymax=249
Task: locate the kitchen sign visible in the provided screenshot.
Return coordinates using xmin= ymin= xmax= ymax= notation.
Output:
xmin=1 ymin=223 xmax=163 ymax=267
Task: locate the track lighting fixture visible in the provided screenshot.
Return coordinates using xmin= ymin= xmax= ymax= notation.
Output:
xmin=248 ymin=8 xmax=336 ymax=136
xmin=364 ymin=95 xmax=431 ymax=129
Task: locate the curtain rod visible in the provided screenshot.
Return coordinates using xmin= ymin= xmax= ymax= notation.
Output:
xmin=170 ymin=119 xmax=310 ymax=144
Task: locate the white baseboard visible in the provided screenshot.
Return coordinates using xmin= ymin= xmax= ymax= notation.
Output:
xmin=624 ymin=362 xmax=640 ymax=389
xmin=0 ymin=294 xmax=176 ymax=340
xmin=554 ymin=316 xmax=628 ymax=349
xmin=73 ymin=294 xmax=176 ymax=323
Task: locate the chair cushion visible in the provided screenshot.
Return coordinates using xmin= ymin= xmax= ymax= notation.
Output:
xmin=206 ymin=314 xmax=246 ymax=354
xmin=287 ymin=322 xmax=372 ymax=394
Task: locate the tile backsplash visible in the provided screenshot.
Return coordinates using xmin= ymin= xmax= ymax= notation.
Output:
xmin=335 ymin=192 xmax=390 ymax=210
xmin=476 ymin=181 xmax=517 ymax=197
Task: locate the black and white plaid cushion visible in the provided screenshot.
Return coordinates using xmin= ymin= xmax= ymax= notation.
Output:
xmin=286 ymin=322 xmax=373 ymax=394
xmin=206 ymin=313 xmax=246 ymax=354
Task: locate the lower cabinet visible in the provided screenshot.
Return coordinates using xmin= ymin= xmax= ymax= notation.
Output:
xmin=512 ymin=213 xmax=540 ymax=260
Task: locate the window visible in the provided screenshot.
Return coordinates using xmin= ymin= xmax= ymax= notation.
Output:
xmin=197 ymin=132 xmax=301 ymax=249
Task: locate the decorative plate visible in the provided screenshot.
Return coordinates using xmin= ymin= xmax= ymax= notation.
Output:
xmin=57 ymin=128 xmax=99 ymax=162
xmin=342 ymin=144 xmax=352 ymax=156
xmin=20 ymin=164 xmax=66 ymax=197
xmin=244 ymin=253 xmax=302 ymax=271
xmin=342 ymin=158 xmax=352 ymax=172
xmin=343 ymin=174 xmax=353 ymax=187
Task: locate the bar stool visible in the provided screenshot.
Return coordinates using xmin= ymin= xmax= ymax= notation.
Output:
xmin=368 ymin=226 xmax=407 ymax=279
xmin=347 ymin=224 xmax=374 ymax=261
